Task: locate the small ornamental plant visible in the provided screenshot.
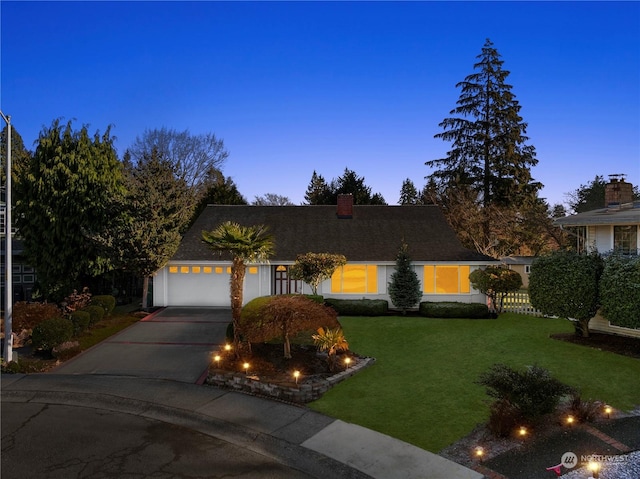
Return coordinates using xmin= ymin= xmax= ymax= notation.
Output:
xmin=312 ymin=327 xmax=349 ymax=372
xmin=469 ymin=266 xmax=522 ymax=314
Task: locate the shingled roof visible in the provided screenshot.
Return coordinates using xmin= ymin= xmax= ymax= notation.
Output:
xmin=173 ymin=204 xmax=495 ymax=263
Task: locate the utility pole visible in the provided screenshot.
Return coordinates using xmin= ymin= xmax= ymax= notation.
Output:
xmin=1 ymin=110 xmax=13 ymax=363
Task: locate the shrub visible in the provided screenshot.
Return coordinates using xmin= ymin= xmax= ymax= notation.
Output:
xmin=476 ymin=363 xmax=575 ymax=420
xmin=599 ymin=253 xmax=640 ymax=329
xmin=62 ymin=287 xmax=92 ymax=314
xmin=487 ymin=398 xmax=524 ymax=438
xmin=12 ymin=302 xmax=61 ymax=331
xmin=69 ymin=310 xmax=91 ymax=335
xmin=419 ymin=301 xmax=489 ymax=319
xmin=324 ymin=298 xmax=388 ymax=316
xmin=312 ymin=327 xmax=349 ymax=372
xmin=82 ymin=305 xmax=106 ymax=326
xmin=90 ymin=295 xmax=117 ymax=316
xmin=469 ymin=266 xmax=522 ymax=314
xmin=529 ymin=250 xmax=603 ymax=337
xmin=566 ymin=392 xmax=602 ymax=423
xmin=31 ymin=317 xmax=74 ymax=352
xmin=241 ymin=295 xmax=340 ymax=358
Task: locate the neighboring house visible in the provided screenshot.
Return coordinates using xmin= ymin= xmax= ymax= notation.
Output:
xmin=554 ymin=177 xmax=639 ymax=255
xmin=1 ymin=202 xmax=37 ymax=309
xmin=554 ymin=177 xmax=640 ymax=338
xmin=153 ymin=195 xmax=498 ymax=307
xmin=500 ymin=256 xmax=534 ymax=288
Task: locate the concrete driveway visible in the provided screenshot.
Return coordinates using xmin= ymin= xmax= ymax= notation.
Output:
xmin=52 ymin=307 xmax=230 ymax=383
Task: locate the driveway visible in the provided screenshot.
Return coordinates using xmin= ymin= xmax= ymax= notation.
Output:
xmin=51 ymin=307 xmax=230 ymax=383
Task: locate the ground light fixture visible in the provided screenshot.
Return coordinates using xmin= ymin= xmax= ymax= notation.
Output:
xmin=344 ymin=357 xmax=352 ymax=368
xmin=566 ymin=415 xmax=575 ymax=425
xmin=293 ymin=370 xmax=300 ymax=384
xmin=518 ymin=426 xmax=527 ymax=438
xmin=213 ymin=354 xmax=221 ymax=367
xmin=224 ymin=344 xmax=232 ymax=352
xmin=243 ymin=362 xmax=250 ymax=374
xmin=604 ymin=405 xmax=612 ymax=418
xmin=474 ymin=446 xmax=484 ymax=462
xmin=588 ymin=460 xmax=601 ymax=479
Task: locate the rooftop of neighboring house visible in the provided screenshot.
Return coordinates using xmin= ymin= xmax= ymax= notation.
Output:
xmin=173 ymin=196 xmax=497 ymax=263
xmin=554 ymin=176 xmax=640 ymax=227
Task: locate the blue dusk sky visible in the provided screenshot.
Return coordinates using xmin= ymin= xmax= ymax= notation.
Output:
xmin=1 ymin=1 xmax=639 ymax=207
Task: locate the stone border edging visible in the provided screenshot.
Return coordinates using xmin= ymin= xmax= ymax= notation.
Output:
xmin=206 ymin=356 xmax=376 ymax=403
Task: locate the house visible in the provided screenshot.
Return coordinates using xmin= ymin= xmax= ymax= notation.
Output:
xmin=153 ymin=195 xmax=498 ymax=308
xmin=554 ymin=176 xmax=639 ymax=255
xmin=554 ymin=176 xmax=640 ymax=338
xmin=500 ymin=256 xmax=534 ymax=288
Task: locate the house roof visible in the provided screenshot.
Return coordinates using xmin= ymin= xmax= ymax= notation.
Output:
xmin=172 ymin=204 xmax=496 ymax=263
xmin=554 ymin=202 xmax=640 ymax=227
xmin=500 ymin=256 xmax=535 ymax=265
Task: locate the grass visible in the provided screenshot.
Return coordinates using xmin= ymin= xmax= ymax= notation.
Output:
xmin=308 ymin=313 xmax=640 ymax=453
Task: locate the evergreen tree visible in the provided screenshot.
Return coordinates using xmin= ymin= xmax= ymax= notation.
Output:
xmin=14 ymin=119 xmax=126 ymax=299
xmin=252 ymin=193 xmax=294 ymax=205
xmin=388 ymin=243 xmax=422 ymax=314
xmin=1 ymin=125 xmax=32 ymax=187
xmin=398 ymin=178 xmax=419 ymax=205
xmin=304 ymin=170 xmax=333 ymax=205
xmin=426 ymin=39 xmax=541 ymax=208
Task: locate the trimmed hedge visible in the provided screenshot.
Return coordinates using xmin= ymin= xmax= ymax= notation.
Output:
xmin=419 ymin=301 xmax=489 ymax=319
xmin=82 ymin=305 xmax=106 ymax=326
xmin=31 ymin=317 xmax=74 ymax=351
xmin=324 ymin=298 xmax=389 ymax=316
xmin=90 ymin=295 xmax=116 ymax=315
xmin=69 ymin=310 xmax=91 ymax=335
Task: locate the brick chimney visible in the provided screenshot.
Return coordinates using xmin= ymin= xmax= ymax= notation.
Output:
xmin=337 ymin=194 xmax=353 ymax=219
xmin=605 ymin=175 xmax=633 ymax=207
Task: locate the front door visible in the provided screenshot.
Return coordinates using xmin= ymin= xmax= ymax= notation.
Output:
xmin=273 ymin=265 xmax=302 ymax=295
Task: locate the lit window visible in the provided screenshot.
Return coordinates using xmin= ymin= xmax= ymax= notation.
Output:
xmin=180 ymin=266 xmax=189 ymax=274
xmin=249 ymin=266 xmax=258 ymax=274
xmin=226 ymin=266 xmax=232 ymax=274
xmin=331 ymin=265 xmax=377 ymax=293
xmin=423 ymin=265 xmax=471 ymax=294
xmin=169 ymin=266 xmax=178 ymax=274
xmin=215 ymin=267 xmax=223 ymax=274
xmin=203 ymin=266 xmax=212 ymax=274
xmin=192 ymin=266 xmax=201 ymax=274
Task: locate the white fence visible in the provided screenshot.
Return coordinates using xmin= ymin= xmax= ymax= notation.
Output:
xmin=501 ymin=291 xmax=543 ymax=317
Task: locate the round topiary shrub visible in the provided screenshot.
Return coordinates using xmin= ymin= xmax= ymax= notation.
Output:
xmin=90 ymin=295 xmax=116 ymax=315
xmin=69 ymin=310 xmax=91 ymax=335
xmin=31 ymin=317 xmax=74 ymax=352
xmin=82 ymin=305 xmax=106 ymax=326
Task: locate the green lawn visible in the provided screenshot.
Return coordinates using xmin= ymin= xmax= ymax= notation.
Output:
xmin=308 ymin=313 xmax=640 ymax=453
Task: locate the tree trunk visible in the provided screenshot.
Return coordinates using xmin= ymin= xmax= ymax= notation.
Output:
xmin=230 ymin=258 xmax=246 ymax=358
xmin=283 ymin=333 xmax=291 ymax=359
xmin=141 ymin=276 xmax=149 ymax=311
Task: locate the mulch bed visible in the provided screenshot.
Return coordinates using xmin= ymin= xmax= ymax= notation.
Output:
xmin=550 ymin=332 xmax=640 ymax=359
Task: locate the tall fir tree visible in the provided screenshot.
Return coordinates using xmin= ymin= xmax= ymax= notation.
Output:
xmin=426 ymin=39 xmax=541 ymax=208
xmin=304 ymin=170 xmax=333 ymax=205
xmin=398 ymin=178 xmax=419 ymax=205
xmin=388 ymin=243 xmax=422 ymax=314
xmin=14 ymin=119 xmax=126 ymax=299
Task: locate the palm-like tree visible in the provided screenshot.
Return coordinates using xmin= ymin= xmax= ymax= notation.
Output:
xmin=202 ymin=221 xmax=274 ymax=354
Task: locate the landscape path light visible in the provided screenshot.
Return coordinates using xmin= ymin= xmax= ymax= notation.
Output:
xmin=243 ymin=362 xmax=250 ymax=375
xmin=213 ymin=354 xmax=221 ymax=368
xmin=588 ymin=460 xmax=600 ymax=479
xmin=565 ymin=415 xmax=575 ymax=426
xmin=474 ymin=446 xmax=484 ymax=462
xmin=604 ymin=405 xmax=612 ymax=418
xmin=293 ymin=370 xmax=300 ymax=384
xmin=344 ymin=357 xmax=351 ymax=368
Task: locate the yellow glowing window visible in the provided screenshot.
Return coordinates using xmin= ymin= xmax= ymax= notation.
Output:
xmin=423 ymin=265 xmax=471 ymax=294
xmin=180 ymin=266 xmax=190 ymax=274
xmin=249 ymin=266 xmax=258 ymax=274
xmin=276 ymin=265 xmax=287 ymax=272
xmin=226 ymin=267 xmax=232 ymax=274
xmin=192 ymin=266 xmax=201 ymax=274
xmin=169 ymin=266 xmax=178 ymax=274
xmin=215 ymin=267 xmax=223 ymax=274
xmin=331 ymin=265 xmax=377 ymax=293
xmin=203 ymin=266 xmax=212 ymax=274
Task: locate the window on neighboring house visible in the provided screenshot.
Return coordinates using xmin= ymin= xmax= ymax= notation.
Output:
xmin=423 ymin=265 xmax=471 ymax=294
xmin=524 ymin=265 xmax=531 ymax=275
xmin=331 ymin=265 xmax=377 ymax=294
xmin=574 ymin=226 xmax=587 ymax=253
xmin=614 ymin=225 xmax=638 ymax=254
